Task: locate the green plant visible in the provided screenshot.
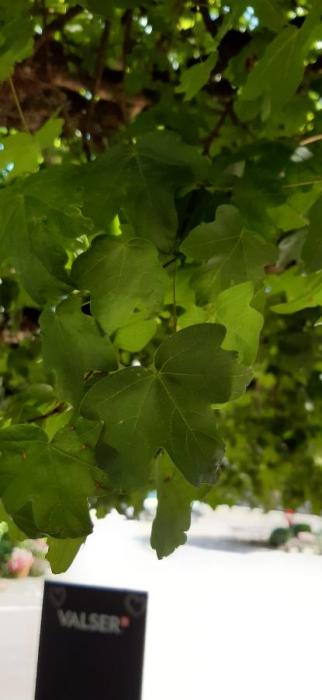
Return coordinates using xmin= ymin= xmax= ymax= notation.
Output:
xmin=0 ymin=0 xmax=322 ymax=571
xmin=268 ymin=528 xmax=292 ymax=548
xmin=292 ymin=523 xmax=312 ymax=536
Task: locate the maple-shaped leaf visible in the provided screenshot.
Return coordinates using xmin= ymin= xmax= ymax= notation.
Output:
xmin=82 ymin=131 xmax=208 ymax=252
xmin=81 ymin=324 xmax=251 ymax=489
xmin=181 ymin=205 xmax=276 ymax=300
xmin=0 ymin=418 xmax=101 ymax=538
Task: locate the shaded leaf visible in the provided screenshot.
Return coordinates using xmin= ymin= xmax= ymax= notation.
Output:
xmin=81 ymin=324 xmax=250 ymax=489
xmin=0 ymin=418 xmax=99 ymax=538
xmin=40 ymin=296 xmax=117 ymax=406
xmin=73 ymin=236 xmax=167 ymax=335
xmin=83 ymin=131 xmax=208 ymax=252
xmin=0 ymin=0 xmax=33 ymax=80
xmin=250 ymin=0 xmax=286 ymax=30
xmin=240 ymin=3 xmax=322 ymax=116
xmin=181 ymin=205 xmax=276 ymax=299
xmin=0 ymin=166 xmax=91 ymax=302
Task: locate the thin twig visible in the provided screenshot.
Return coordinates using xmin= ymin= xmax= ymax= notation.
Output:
xmin=282 ymin=179 xmax=322 ymax=189
xmin=172 ymin=258 xmax=177 ymax=333
xmin=34 ymin=5 xmax=83 ymax=52
xmin=300 ymin=134 xmax=322 ymax=146
xmin=202 ymin=103 xmax=230 ymax=154
xmin=83 ymin=19 xmax=111 ymax=159
xmin=9 ymin=77 xmax=30 ymax=132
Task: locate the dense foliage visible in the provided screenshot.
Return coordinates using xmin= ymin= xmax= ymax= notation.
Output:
xmin=0 ymin=0 xmax=322 ymax=570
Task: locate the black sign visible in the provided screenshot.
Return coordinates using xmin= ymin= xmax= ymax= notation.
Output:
xmin=34 ymin=581 xmax=148 ymax=700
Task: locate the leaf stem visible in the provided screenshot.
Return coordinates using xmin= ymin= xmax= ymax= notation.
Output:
xmin=9 ymin=77 xmax=30 ymax=133
xmin=172 ymin=258 xmax=177 ymax=333
xmin=282 ymin=179 xmax=322 ymax=189
xmin=300 ymin=134 xmax=322 ymax=146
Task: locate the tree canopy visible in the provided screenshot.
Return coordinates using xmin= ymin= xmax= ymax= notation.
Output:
xmin=0 ymin=0 xmax=322 ymax=571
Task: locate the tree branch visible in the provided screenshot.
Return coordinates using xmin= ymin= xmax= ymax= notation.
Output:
xmin=202 ymin=103 xmax=230 ymax=154
xmin=34 ymin=5 xmax=83 ymax=52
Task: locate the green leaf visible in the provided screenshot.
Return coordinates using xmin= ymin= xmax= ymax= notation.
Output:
xmin=181 ymin=205 xmax=276 ymax=298
xmin=210 ymin=282 xmax=264 ymax=365
xmin=0 ymin=418 xmax=99 ymax=538
xmin=83 ymin=132 xmax=208 ymax=252
xmin=250 ymin=0 xmax=286 ymax=30
xmin=0 ymin=189 xmax=70 ymax=303
xmin=0 ymin=119 xmax=63 ymax=181
xmin=72 ymin=236 xmax=167 ymax=335
xmin=81 ymin=324 xmax=250 ymax=489
xmin=151 ymin=452 xmax=198 ymax=558
xmin=0 ymin=166 xmax=91 ymax=302
xmin=177 ymin=52 xmax=217 ymax=101
xmin=114 ymin=319 xmax=157 ymax=352
xmin=35 ymin=118 xmax=64 ymax=150
xmin=271 ymin=270 xmax=322 ymax=314
xmin=47 ymin=536 xmax=85 ymax=574
xmin=40 ymin=296 xmax=117 ymax=406
xmin=302 ymin=196 xmax=322 ymax=272
xmin=0 ymin=499 xmax=26 ymax=541
xmin=240 ymin=2 xmax=322 ymax=116
xmin=0 ymin=135 xmax=39 ymax=181
xmin=268 ymin=188 xmax=319 ymax=233
xmin=0 ymin=0 xmax=33 ymax=80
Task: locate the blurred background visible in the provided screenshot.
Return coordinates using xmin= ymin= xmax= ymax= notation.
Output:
xmin=1 ymin=502 xmax=322 ymax=700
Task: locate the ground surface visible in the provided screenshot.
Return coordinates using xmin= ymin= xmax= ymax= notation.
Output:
xmin=0 ymin=506 xmax=322 ymax=700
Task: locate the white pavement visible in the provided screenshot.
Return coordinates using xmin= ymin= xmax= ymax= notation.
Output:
xmin=1 ymin=506 xmax=322 ymax=700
